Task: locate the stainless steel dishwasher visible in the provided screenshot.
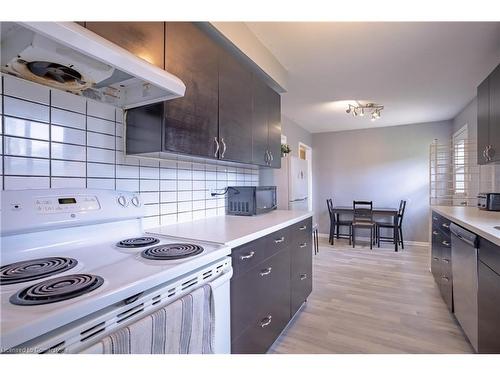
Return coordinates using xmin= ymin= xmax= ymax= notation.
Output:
xmin=450 ymin=223 xmax=479 ymax=352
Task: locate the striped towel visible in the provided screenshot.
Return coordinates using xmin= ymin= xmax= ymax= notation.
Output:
xmin=80 ymin=284 xmax=214 ymax=354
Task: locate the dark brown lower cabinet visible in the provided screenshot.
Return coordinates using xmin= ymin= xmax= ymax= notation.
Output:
xmin=230 ymin=217 xmax=313 ymax=354
xmin=478 ymin=238 xmax=500 ymax=353
xmin=430 ymin=212 xmax=453 ymax=312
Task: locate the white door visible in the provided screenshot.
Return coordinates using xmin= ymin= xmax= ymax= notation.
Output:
xmin=289 ymin=156 xmax=308 ymax=205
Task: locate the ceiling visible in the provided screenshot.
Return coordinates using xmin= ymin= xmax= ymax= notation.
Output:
xmin=245 ymin=22 xmax=500 ymax=133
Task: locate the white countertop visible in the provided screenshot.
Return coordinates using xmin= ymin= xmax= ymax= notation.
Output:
xmin=148 ymin=210 xmax=314 ymax=248
xmin=432 ymin=206 xmax=500 ymax=246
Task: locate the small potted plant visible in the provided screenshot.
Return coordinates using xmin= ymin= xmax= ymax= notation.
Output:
xmin=281 ymin=143 xmax=291 ymax=157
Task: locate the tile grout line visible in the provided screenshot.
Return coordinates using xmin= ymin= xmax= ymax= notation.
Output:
xmin=1 ymin=75 xmax=5 ymax=190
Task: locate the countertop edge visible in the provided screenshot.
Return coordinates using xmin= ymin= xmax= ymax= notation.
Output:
xmin=224 ymin=212 xmax=314 ymax=248
xmin=431 ymin=206 xmax=500 ymax=247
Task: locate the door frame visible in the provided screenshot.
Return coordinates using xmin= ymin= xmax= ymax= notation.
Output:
xmin=298 ymin=142 xmax=313 ymax=211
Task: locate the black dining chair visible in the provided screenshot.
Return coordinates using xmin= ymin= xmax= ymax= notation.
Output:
xmin=326 ymin=198 xmax=352 ymax=245
xmin=352 ymin=201 xmax=376 ymax=249
xmin=376 ymin=200 xmax=406 ymax=249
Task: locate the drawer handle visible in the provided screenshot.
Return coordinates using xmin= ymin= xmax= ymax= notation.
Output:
xmin=441 ymin=276 xmax=449 ymax=282
xmin=300 ymin=273 xmax=308 ymax=280
xmin=274 ymin=237 xmax=285 ymax=244
xmin=441 ymin=223 xmax=450 ymax=229
xmin=433 ymin=216 xmax=438 ymax=221
xmin=433 ymin=257 xmax=439 ymax=261
xmin=299 ymin=243 xmax=307 ymax=248
xmin=260 ymin=315 xmax=272 ymax=328
xmin=442 ymin=240 xmax=450 ymax=246
xmin=240 ymin=251 xmax=255 ymax=260
xmin=299 ymin=225 xmax=307 ymax=231
xmin=260 ymin=267 xmax=272 ymax=276
xmin=443 ymin=259 xmax=450 ymax=263
xmin=432 ymin=231 xmax=439 ymax=235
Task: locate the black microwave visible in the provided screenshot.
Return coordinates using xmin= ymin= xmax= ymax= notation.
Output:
xmin=226 ymin=186 xmax=277 ymax=216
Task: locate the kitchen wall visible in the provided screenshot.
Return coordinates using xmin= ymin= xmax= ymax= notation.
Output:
xmin=0 ymin=74 xmax=259 ymax=228
xmin=313 ymin=120 xmax=452 ymax=243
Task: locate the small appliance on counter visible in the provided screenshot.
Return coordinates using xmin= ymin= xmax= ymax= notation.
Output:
xmin=477 ymin=193 xmax=500 ymax=211
xmin=226 ymin=186 xmax=277 ymax=216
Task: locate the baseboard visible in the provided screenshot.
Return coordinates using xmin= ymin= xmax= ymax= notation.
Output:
xmin=318 ymin=232 xmax=429 ymax=247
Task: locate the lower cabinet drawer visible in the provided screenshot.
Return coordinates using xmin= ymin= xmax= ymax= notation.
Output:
xmin=231 ymin=305 xmax=290 ymax=354
xmin=290 ymin=241 xmax=313 ymax=315
xmin=230 ymin=249 xmax=290 ymax=343
xmin=439 ymin=274 xmax=453 ymax=312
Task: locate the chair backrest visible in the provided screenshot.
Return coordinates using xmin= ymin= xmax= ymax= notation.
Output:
xmin=353 ymin=200 xmax=373 ymax=222
xmin=398 ymin=200 xmax=407 ymax=225
xmin=326 ymin=198 xmax=334 ymax=219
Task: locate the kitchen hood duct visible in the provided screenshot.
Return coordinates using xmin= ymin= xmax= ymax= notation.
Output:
xmin=0 ymin=22 xmax=185 ymax=109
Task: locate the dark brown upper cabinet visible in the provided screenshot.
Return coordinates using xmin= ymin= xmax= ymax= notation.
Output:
xmin=478 ymin=63 xmax=500 ymax=164
xmin=251 ymin=76 xmax=282 ymax=168
xmin=123 ymin=22 xmax=282 ymax=168
xmin=218 ymin=48 xmax=253 ymax=164
xmin=163 ymin=22 xmax=219 ymax=159
xmin=84 ymin=22 xmax=165 ymax=69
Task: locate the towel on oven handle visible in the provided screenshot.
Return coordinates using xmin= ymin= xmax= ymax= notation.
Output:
xmin=80 ymin=284 xmax=214 ymax=354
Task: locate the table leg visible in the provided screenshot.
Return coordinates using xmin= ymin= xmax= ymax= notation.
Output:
xmin=336 ymin=213 xmax=340 ymax=239
xmin=393 ymin=214 xmax=399 ymax=252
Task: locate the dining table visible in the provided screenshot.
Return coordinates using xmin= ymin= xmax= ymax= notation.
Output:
xmin=332 ymin=206 xmax=400 ymax=252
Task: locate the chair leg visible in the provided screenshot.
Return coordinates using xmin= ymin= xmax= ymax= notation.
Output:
xmin=329 ymin=221 xmax=333 ymax=245
xmin=370 ymin=228 xmax=373 ymax=250
xmin=352 ymin=227 xmax=355 ymax=248
xmin=377 ymin=225 xmax=380 ymax=248
xmin=399 ymin=226 xmax=404 ymax=249
xmin=349 ymin=226 xmax=352 ymax=245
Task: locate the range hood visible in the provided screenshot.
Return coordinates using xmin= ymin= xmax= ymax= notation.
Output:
xmin=0 ymin=22 xmax=185 ymax=109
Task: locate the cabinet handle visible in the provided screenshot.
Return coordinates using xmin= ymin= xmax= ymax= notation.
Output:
xmin=432 ymin=216 xmax=438 ymax=221
xmin=266 ymin=150 xmax=271 ymax=165
xmin=300 ymin=273 xmax=308 ymax=280
xmin=220 ymin=138 xmax=227 ymax=158
xmin=432 ymin=230 xmax=439 ymax=235
xmin=260 ymin=315 xmax=272 ymax=328
xmin=486 ymin=145 xmax=495 ymax=161
xmin=442 ymin=240 xmax=450 ymax=246
xmin=214 ymin=137 xmax=220 ymax=158
xmin=260 ymin=267 xmax=272 ymax=276
xmin=269 ymin=151 xmax=273 ymax=161
xmin=441 ymin=223 xmax=450 ymax=229
xmin=264 ymin=151 xmax=269 ymax=164
xmin=274 ymin=236 xmax=285 ymax=244
xmin=299 ymin=225 xmax=307 ymax=231
xmin=441 ymin=276 xmax=449 ymax=282
xmin=299 ymin=243 xmax=307 ymax=248
xmin=240 ymin=251 xmax=255 ymax=260
xmin=443 ymin=259 xmax=450 ymax=263
xmin=433 ymin=257 xmax=439 ymax=261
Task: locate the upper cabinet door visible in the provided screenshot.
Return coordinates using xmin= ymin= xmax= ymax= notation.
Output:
xmin=252 ymin=77 xmax=270 ymax=166
xmin=84 ymin=22 xmax=165 ymax=68
xmin=163 ymin=22 xmax=219 ymax=159
xmin=218 ymin=49 xmax=253 ymax=164
xmin=268 ymin=88 xmax=282 ymax=169
xmin=488 ymin=64 xmax=500 ymax=163
xmin=478 ymin=78 xmax=490 ymax=165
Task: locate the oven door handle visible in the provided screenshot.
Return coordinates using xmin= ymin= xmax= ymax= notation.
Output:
xmin=208 ymin=267 xmax=233 ymax=289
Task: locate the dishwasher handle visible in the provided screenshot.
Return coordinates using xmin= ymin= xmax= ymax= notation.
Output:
xmin=450 ymin=223 xmax=478 ymax=248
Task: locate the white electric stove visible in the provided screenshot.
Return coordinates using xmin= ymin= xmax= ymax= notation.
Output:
xmin=0 ymin=189 xmax=232 ymax=354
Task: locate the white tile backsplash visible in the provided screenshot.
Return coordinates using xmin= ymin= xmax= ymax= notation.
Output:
xmin=1 ymin=74 xmax=259 ymax=227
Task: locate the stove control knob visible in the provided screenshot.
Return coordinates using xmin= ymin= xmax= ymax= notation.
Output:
xmin=131 ymin=196 xmax=141 ymax=207
xmin=117 ymin=195 xmax=128 ymax=207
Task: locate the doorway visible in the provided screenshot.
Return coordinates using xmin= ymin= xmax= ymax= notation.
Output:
xmin=298 ymin=142 xmax=313 ymax=211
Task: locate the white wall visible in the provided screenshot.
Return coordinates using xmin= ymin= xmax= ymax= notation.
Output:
xmin=0 ymin=74 xmax=259 ymax=229
xmin=312 ymin=121 xmax=452 ymax=243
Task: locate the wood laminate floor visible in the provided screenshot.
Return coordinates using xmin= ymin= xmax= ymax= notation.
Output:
xmin=269 ymin=238 xmax=474 ymax=354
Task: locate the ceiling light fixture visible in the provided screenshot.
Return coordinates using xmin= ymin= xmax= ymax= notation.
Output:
xmin=346 ymin=102 xmax=384 ymax=121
